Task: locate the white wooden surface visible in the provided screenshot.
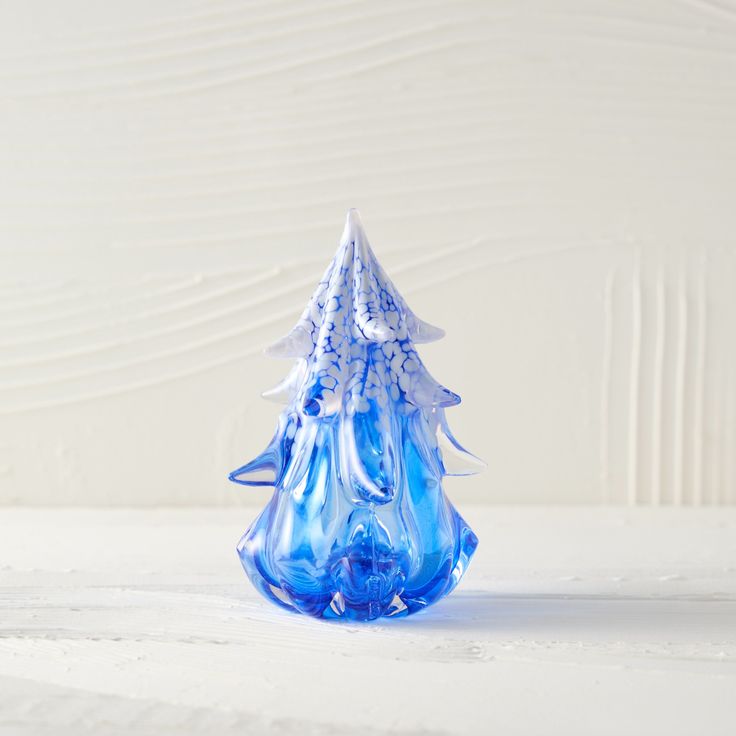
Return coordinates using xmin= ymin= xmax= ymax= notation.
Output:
xmin=1 ymin=507 xmax=734 ymax=735
xmin=1 ymin=0 xmax=735 ymax=507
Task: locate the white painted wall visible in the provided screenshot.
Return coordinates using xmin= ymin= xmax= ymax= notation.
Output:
xmin=0 ymin=0 xmax=734 ymax=506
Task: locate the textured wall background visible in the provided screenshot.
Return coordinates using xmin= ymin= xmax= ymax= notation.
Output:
xmin=0 ymin=0 xmax=734 ymax=506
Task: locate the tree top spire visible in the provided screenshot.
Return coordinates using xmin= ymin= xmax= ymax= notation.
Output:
xmin=262 ymin=210 xmax=454 ymax=417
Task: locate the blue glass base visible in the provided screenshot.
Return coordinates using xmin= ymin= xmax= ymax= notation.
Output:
xmin=234 ymin=407 xmax=478 ymax=621
xmin=237 ymin=498 xmax=477 ymax=621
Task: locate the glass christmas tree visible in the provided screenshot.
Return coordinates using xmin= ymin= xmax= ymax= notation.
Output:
xmin=230 ymin=210 xmax=483 ymax=621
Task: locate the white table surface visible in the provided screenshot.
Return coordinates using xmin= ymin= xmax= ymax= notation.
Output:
xmin=1 ymin=506 xmax=734 ymax=735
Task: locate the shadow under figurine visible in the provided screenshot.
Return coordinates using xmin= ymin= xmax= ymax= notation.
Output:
xmin=229 ymin=209 xmax=483 ymax=621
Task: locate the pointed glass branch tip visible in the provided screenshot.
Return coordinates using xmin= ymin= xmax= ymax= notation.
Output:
xmin=436 ymin=412 xmax=486 ymax=476
xmin=229 ymin=455 xmax=278 ymax=486
xmin=261 ymin=360 xmax=307 ymax=404
xmin=341 ymin=208 xmax=365 ymax=244
xmin=265 ymin=326 xmax=312 ymax=358
xmin=410 ymin=318 xmax=445 ymax=343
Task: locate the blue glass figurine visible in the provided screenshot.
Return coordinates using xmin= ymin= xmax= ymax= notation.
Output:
xmin=230 ymin=210 xmax=483 ymax=621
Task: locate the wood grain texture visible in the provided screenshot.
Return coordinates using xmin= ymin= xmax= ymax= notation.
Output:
xmin=0 ymin=0 xmax=735 ymax=505
xmin=0 ymin=507 xmax=734 ymax=734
